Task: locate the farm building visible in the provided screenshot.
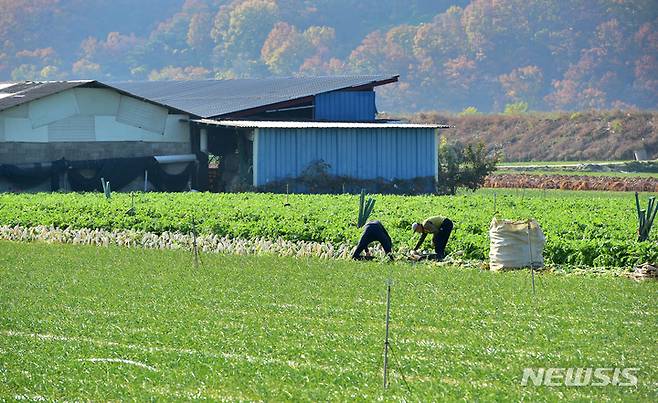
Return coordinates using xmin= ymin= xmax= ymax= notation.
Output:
xmin=0 ymin=75 xmax=445 ymax=193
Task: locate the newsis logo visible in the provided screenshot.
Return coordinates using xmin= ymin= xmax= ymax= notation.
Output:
xmin=521 ymin=368 xmax=639 ymax=387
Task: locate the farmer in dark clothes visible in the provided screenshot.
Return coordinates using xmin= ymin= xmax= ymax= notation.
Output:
xmin=352 ymin=220 xmax=394 ymax=260
xmin=412 ymin=215 xmax=453 ymax=260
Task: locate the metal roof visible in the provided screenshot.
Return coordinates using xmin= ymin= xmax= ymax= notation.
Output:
xmin=0 ymin=80 xmax=92 ymax=112
xmin=191 ymin=119 xmax=449 ymax=129
xmin=0 ymin=75 xmax=398 ymax=118
xmin=110 ymin=75 xmax=397 ymax=118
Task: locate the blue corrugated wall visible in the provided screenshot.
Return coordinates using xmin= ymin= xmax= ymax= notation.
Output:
xmin=314 ymin=91 xmax=376 ymax=121
xmin=255 ymin=127 xmax=437 ymax=186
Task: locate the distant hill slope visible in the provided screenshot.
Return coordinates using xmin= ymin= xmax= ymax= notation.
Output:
xmin=1 ymin=0 xmax=656 ymax=112
xmin=405 ymin=111 xmax=658 ymax=162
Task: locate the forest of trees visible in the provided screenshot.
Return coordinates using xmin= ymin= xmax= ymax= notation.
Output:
xmin=1 ymin=0 xmax=657 ymax=113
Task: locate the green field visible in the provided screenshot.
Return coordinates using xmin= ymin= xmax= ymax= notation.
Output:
xmin=1 ymin=189 xmax=656 ymax=267
xmin=0 ymin=242 xmax=655 ymax=400
xmin=499 ymin=160 xmax=643 ymax=167
xmin=496 ymin=159 xmax=658 ymax=178
xmin=494 ymin=169 xmax=658 ymax=178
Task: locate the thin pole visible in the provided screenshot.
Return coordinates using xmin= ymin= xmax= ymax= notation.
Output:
xmin=493 ymin=191 xmax=497 ymax=213
xmin=144 ymin=170 xmax=148 ymax=192
xmin=192 ymin=216 xmax=199 ymax=268
xmin=383 ymin=282 xmax=392 ymax=388
xmin=527 ymin=221 xmax=535 ymax=296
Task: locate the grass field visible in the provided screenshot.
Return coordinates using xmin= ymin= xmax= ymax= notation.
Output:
xmin=495 ymin=159 xmax=658 ymax=178
xmin=1 ymin=241 xmax=655 ymax=400
xmin=493 ymin=169 xmax=658 ymax=178
xmin=498 ymin=160 xmax=643 ymax=167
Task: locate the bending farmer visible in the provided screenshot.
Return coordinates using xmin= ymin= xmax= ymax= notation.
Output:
xmin=352 ymin=220 xmax=393 ymax=260
xmin=412 ymin=216 xmax=453 ymax=260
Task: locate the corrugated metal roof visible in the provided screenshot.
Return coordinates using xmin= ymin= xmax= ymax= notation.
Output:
xmin=191 ymin=119 xmax=449 ymax=129
xmin=111 ymin=75 xmax=397 ymax=118
xmin=0 ymin=81 xmax=92 ymax=112
xmin=0 ymin=75 xmax=399 ymax=118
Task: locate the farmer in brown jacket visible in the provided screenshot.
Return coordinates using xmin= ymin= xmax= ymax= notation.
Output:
xmin=412 ymin=215 xmax=453 ymax=260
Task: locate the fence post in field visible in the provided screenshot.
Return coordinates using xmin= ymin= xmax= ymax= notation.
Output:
xmin=383 ymin=280 xmax=392 ymax=388
xmin=191 ymin=216 xmax=199 ymax=268
xmin=528 ymin=221 xmax=535 ymax=297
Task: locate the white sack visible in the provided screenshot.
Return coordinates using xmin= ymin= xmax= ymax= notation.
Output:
xmin=489 ymin=218 xmax=545 ymax=271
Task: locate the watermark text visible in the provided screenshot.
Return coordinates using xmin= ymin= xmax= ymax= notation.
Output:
xmin=521 ymin=367 xmax=638 ymax=387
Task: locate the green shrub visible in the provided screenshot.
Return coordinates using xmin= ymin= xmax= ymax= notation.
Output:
xmin=437 ymin=138 xmax=499 ymax=195
xmin=503 ymin=101 xmax=529 ymax=115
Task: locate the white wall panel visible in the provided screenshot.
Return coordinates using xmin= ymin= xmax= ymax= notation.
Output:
xmin=95 ymin=116 xmax=153 ymax=141
xmin=3 ymin=89 xmax=189 ymax=144
xmin=161 ymin=115 xmax=189 ymax=142
xmin=0 ymin=104 xmax=28 ymax=118
xmin=5 ymin=117 xmax=48 ymax=142
xmin=116 ymin=95 xmax=167 ymax=134
xmin=74 ymin=88 xmax=120 ymax=116
xmin=29 ymin=90 xmax=79 ymax=128
xmin=48 ymin=116 xmax=96 ymax=141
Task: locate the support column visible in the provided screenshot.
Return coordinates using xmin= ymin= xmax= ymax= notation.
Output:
xmin=200 ymin=128 xmax=208 ymax=153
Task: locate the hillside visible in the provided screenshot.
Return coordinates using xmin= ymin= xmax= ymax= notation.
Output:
xmin=0 ymin=0 xmax=656 ymax=112
xmin=405 ymin=110 xmax=658 ymax=162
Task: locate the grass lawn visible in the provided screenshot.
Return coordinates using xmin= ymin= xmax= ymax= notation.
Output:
xmin=1 ymin=241 xmax=656 ymax=400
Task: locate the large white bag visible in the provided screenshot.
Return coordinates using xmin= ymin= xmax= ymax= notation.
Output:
xmin=489 ymin=218 xmax=545 ymax=271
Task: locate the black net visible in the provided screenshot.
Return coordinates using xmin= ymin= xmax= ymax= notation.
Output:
xmin=67 ymin=157 xmax=153 ymax=192
xmin=0 ymin=159 xmax=66 ymax=190
xmin=147 ymin=159 xmax=194 ymax=192
xmin=2 ymin=156 xmax=196 ymax=192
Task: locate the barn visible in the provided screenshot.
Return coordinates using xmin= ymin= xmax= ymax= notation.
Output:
xmin=0 ymin=75 xmax=445 ymax=193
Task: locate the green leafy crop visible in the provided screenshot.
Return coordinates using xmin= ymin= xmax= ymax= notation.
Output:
xmin=0 ymin=189 xmax=655 ymax=267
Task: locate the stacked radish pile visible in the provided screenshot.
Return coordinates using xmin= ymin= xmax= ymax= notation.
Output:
xmin=0 ymin=225 xmax=361 ymax=260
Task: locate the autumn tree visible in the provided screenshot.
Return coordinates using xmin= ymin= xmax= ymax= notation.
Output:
xmin=498 ymin=65 xmax=544 ymax=108
xmin=211 ymin=0 xmax=279 ymax=76
xmin=1 ymin=0 xmax=657 ymax=111
xmin=74 ymin=32 xmax=144 ymax=79
xmin=632 ymin=18 xmax=658 ymax=106
xmin=148 ymin=66 xmax=211 ymax=81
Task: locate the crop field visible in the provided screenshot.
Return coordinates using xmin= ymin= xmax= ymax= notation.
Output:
xmin=498 ymin=160 xmax=638 ymax=167
xmin=495 ymin=160 xmax=658 ymax=179
xmin=0 ymin=242 xmax=655 ymax=400
xmin=0 ymin=189 xmax=656 ymax=268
